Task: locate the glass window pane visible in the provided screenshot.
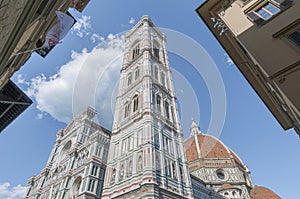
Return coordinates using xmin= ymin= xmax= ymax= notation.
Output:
xmin=257 ymin=9 xmax=272 ymax=20
xmin=265 ymin=3 xmax=280 ymax=15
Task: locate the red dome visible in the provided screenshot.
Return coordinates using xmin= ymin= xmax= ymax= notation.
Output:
xmin=184 ymin=134 xmax=245 ymax=168
xmin=250 ymin=186 xmax=281 ymax=199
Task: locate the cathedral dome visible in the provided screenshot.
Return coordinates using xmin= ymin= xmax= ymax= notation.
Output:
xmin=250 ymin=186 xmax=281 ymax=199
xmin=184 ymin=132 xmax=245 ymax=169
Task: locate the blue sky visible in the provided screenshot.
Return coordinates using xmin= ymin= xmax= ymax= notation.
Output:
xmin=0 ymin=0 xmax=299 ymax=198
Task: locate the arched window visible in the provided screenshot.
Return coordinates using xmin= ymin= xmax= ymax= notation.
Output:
xmin=71 ymin=176 xmax=82 ymax=198
xmin=164 ymin=101 xmax=170 ymax=119
xmin=153 ymin=42 xmax=160 ymax=60
xmin=60 ymin=141 xmax=72 ymax=161
xmin=124 ymin=102 xmax=131 ymax=118
xmin=133 ymin=95 xmax=139 ymax=112
xmin=156 ymin=95 xmax=161 ymax=112
xmin=132 ymin=43 xmax=140 ymax=60
xmin=127 ymin=73 xmax=132 ymax=86
xmin=172 ymin=162 xmax=177 ymax=179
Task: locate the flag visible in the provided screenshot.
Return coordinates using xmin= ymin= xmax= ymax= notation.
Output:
xmin=72 ymin=0 xmax=78 ymax=7
xmin=42 ymin=11 xmax=75 ymax=48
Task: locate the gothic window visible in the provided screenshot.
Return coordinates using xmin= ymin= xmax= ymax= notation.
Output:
xmin=127 ymin=160 xmax=133 ymax=177
xmin=172 ymin=162 xmax=177 ymax=179
xmin=127 ymin=73 xmax=132 ymax=86
xmin=135 ymin=68 xmax=140 ymax=80
xmin=156 ymin=94 xmax=161 ymax=112
xmin=95 ymin=144 xmax=102 ymax=157
xmin=111 ymin=169 xmax=116 ymax=184
xmin=154 ymin=47 xmax=159 ymax=59
xmin=132 ymin=43 xmax=140 ymax=60
xmin=124 ymin=102 xmax=131 ymax=118
xmin=91 ymin=164 xmax=98 ymax=176
xmin=60 ymin=141 xmax=72 ymax=161
xmin=179 ymin=165 xmax=185 ymax=184
xmin=133 ymin=95 xmax=139 ymax=112
xmin=164 ymin=101 xmax=170 ymax=119
xmin=72 ymin=177 xmax=82 ymax=197
xmin=119 ymin=163 xmax=124 ymax=181
xmin=137 ymin=155 xmax=143 ymax=172
xmin=87 ymin=179 xmax=96 ymax=192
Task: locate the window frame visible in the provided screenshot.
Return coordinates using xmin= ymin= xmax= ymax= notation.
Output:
xmin=246 ymin=0 xmax=293 ymax=25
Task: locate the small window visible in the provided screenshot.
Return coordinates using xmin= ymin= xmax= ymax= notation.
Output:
xmin=133 ymin=95 xmax=139 ymax=112
xmin=288 ymin=28 xmax=300 ymax=46
xmin=216 ymin=170 xmax=225 ymax=179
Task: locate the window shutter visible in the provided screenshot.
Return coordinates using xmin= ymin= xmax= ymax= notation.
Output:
xmin=247 ymin=11 xmax=264 ymax=25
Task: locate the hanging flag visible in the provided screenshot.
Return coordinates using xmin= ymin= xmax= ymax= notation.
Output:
xmin=71 ymin=0 xmax=79 ymax=7
xmin=42 ymin=11 xmax=75 ymax=48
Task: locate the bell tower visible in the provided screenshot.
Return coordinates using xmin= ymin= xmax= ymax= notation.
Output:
xmin=102 ymin=16 xmax=193 ymax=199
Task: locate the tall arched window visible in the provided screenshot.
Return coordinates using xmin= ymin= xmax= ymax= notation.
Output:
xmin=132 ymin=43 xmax=140 ymax=60
xmin=156 ymin=95 xmax=161 ymax=112
xmin=133 ymin=95 xmax=139 ymax=112
xmin=164 ymin=101 xmax=170 ymax=119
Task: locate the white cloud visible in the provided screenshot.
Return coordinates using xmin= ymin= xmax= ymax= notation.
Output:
xmin=0 ymin=182 xmax=27 ymax=199
xmin=72 ymin=15 xmax=92 ymax=38
xmin=129 ymin=17 xmax=135 ymax=24
xmin=26 ymin=34 xmax=124 ymax=128
xmin=225 ymin=53 xmax=234 ymax=66
xmin=90 ymin=33 xmax=104 ymax=43
xmin=16 ymin=74 xmax=29 ymax=86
